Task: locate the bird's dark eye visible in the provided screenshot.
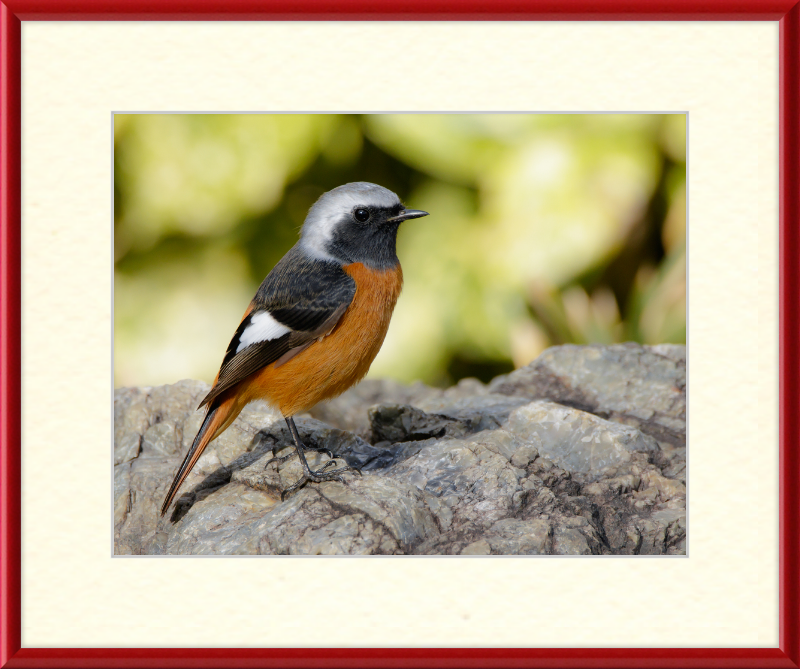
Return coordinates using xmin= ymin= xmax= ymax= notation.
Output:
xmin=353 ymin=208 xmax=370 ymax=222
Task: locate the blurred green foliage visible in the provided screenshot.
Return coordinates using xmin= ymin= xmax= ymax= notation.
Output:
xmin=114 ymin=114 xmax=685 ymax=389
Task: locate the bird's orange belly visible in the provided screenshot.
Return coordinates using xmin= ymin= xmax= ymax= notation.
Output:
xmin=241 ymin=262 xmax=403 ymax=416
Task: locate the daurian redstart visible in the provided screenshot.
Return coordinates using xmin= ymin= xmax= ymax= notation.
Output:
xmin=161 ymin=182 xmax=428 ymax=515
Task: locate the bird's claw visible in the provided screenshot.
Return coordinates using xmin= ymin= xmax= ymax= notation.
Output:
xmin=265 ymin=445 xmax=334 ymax=469
xmin=280 ymin=460 xmax=360 ymax=500
xmin=263 ymin=448 xmax=299 ymax=469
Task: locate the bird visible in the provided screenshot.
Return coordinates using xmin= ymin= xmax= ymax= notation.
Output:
xmin=160 ymin=182 xmax=428 ymax=516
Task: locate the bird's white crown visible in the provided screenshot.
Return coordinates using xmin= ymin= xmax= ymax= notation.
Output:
xmin=299 ymin=182 xmax=401 ymax=261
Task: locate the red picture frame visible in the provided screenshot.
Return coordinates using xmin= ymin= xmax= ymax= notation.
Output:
xmin=2 ymin=3 xmax=798 ymax=668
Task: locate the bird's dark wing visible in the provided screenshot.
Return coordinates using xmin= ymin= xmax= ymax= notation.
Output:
xmin=198 ymin=246 xmax=356 ymax=409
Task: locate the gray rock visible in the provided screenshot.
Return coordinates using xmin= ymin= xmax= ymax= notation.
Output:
xmin=166 ymin=483 xmax=279 ymax=555
xmin=461 ymin=539 xmax=491 ymax=555
xmin=116 ymin=454 xmax=184 ymax=555
xmin=308 ymin=377 xmax=501 ymax=441
xmin=113 ymin=344 xmax=686 ymax=556
xmin=505 ymin=400 xmax=661 ymax=476
xmin=290 ymin=514 xmax=385 ymax=555
xmin=114 ymin=387 xmax=149 ymax=447
xmin=551 ymin=516 xmax=606 ymax=555
xmin=114 ymin=462 xmax=132 ymax=528
xmin=369 ymin=403 xmax=470 ymax=443
xmin=484 ymin=518 xmax=552 ymax=555
xmin=414 ymin=393 xmax=531 ymax=431
xmin=308 ymin=378 xmax=444 ymax=439
xmin=490 ymin=343 xmax=686 ymax=447
xmin=142 ymin=422 xmax=178 ymax=456
xmin=318 ymin=477 xmax=440 ymax=549
xmin=114 ymin=432 xmax=140 ymax=465
xmin=552 ymin=526 xmax=591 ymax=555
xmin=362 ymin=394 xmax=529 ymax=466
xmin=167 ymin=473 xmax=441 ymax=556
xmin=389 ymin=431 xmax=524 ymax=531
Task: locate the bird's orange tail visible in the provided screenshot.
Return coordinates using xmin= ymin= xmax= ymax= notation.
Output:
xmin=160 ymin=395 xmax=241 ymax=516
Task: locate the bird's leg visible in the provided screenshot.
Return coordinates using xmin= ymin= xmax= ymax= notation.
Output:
xmin=281 ymin=416 xmax=361 ymax=500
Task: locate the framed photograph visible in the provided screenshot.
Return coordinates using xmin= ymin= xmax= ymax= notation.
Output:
xmin=2 ymin=1 xmax=798 ymax=667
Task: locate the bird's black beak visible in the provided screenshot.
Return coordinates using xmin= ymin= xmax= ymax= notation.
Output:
xmin=387 ymin=209 xmax=429 ymax=223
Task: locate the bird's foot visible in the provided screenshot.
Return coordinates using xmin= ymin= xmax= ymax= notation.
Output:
xmin=280 ymin=460 xmax=362 ymax=501
xmin=264 ymin=443 xmax=335 ymax=470
xmin=264 ymin=451 xmax=296 ymax=469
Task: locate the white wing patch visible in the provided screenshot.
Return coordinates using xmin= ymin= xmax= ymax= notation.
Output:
xmin=236 ymin=311 xmax=291 ymax=353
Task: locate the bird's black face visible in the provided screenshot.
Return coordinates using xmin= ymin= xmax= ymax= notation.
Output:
xmin=327 ymin=202 xmax=429 ymax=269
xmin=300 ymin=182 xmax=429 ymax=268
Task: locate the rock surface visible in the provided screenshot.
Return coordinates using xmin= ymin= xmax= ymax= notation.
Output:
xmin=114 ymin=343 xmax=687 ymax=555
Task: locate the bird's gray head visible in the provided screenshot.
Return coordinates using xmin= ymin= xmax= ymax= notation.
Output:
xmin=299 ymin=182 xmax=428 ymax=269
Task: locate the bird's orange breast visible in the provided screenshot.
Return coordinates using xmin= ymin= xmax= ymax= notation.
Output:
xmin=240 ymin=262 xmax=403 ymax=416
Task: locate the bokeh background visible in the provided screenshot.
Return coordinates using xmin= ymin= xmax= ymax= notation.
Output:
xmin=114 ymin=114 xmax=685 ymax=389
